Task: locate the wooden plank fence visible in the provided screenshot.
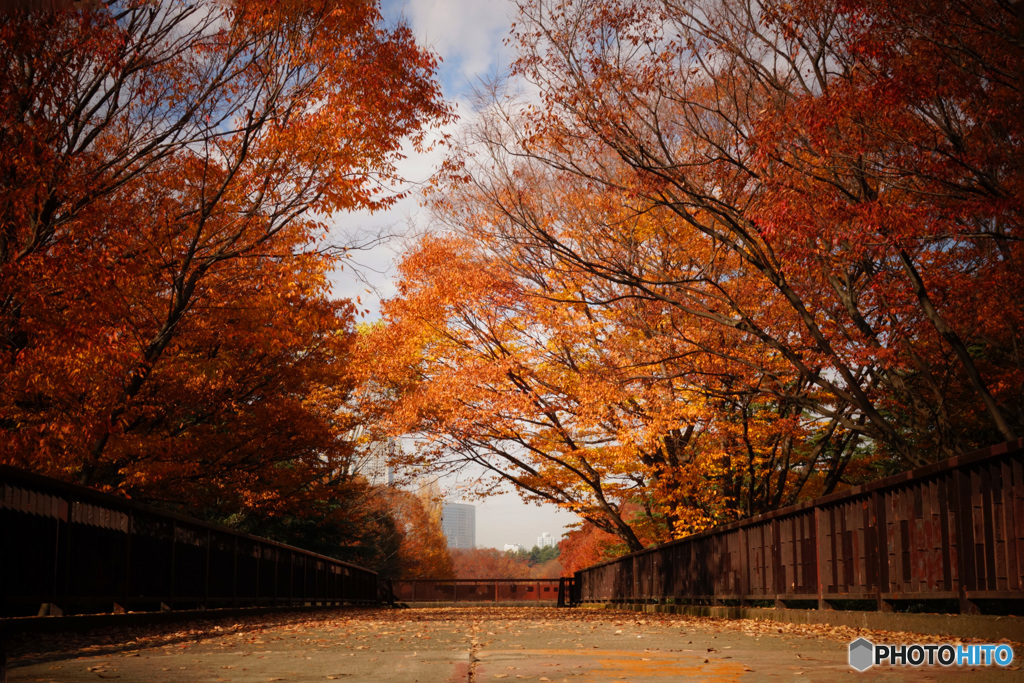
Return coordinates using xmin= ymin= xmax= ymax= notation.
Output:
xmin=0 ymin=466 xmax=379 ymax=618
xmin=575 ymin=439 xmax=1024 ymax=614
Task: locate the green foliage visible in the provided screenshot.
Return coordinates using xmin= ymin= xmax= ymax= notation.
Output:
xmin=507 ymin=544 xmax=561 ymax=567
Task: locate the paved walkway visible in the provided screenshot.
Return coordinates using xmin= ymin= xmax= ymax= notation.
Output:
xmin=5 ymin=607 xmax=1021 ymax=681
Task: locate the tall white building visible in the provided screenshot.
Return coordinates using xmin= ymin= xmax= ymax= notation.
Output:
xmin=441 ymin=502 xmax=476 ymax=549
xmin=537 ymin=532 xmax=556 ymax=549
xmin=346 ymin=425 xmax=397 ymax=487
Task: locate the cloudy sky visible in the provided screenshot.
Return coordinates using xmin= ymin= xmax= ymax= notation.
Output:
xmin=331 ymin=0 xmax=580 ymax=550
xmin=330 ymin=0 xmax=517 ymax=311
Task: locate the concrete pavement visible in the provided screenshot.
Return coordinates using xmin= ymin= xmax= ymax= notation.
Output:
xmin=6 ymin=607 xmax=1022 ymax=681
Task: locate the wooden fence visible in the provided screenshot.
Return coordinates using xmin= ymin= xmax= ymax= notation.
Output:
xmin=6 ymin=439 xmax=1022 ymax=618
xmin=575 ymin=439 xmax=1024 ymax=614
xmin=0 ymin=466 xmax=379 ymax=617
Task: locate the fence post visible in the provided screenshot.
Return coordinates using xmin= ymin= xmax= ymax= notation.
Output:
xmin=739 ymin=526 xmax=750 ymax=607
xmin=231 ymin=536 xmax=238 ymax=607
xmin=203 ymin=529 xmax=210 ymax=610
xmin=814 ymin=507 xmax=829 ymax=610
xmin=710 ymin=539 xmax=719 ymax=607
xmin=303 ymin=555 xmax=309 ymax=605
xmin=771 ymin=518 xmax=783 ymax=608
xmin=626 ymin=557 xmax=634 ymax=606
xmin=48 ymin=501 xmax=60 ymax=616
xmin=58 ymin=496 xmax=73 ymax=616
xmin=254 ymin=542 xmax=261 ymax=608
xmin=873 ymin=492 xmax=892 ymax=612
xmin=273 ymin=547 xmax=279 ymax=607
xmin=167 ymin=521 xmax=177 ymax=611
xmin=122 ymin=511 xmax=133 ymax=613
xmin=952 ymin=468 xmax=980 ymax=614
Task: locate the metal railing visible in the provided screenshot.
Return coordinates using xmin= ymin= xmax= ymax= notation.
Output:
xmin=0 ymin=466 xmax=379 ymax=618
xmin=575 ymin=439 xmax=1024 ymax=614
xmin=391 ymin=578 xmax=573 ymax=606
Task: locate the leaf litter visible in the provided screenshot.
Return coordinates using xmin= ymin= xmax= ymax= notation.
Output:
xmin=5 ymin=605 xmax=1020 ymax=675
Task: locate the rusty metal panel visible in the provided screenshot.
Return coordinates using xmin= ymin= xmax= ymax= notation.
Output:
xmin=419 ymin=581 xmax=456 ymax=602
xmin=455 ymin=582 xmax=495 ymax=602
xmin=495 ymin=581 xmax=555 ymax=601
xmin=391 ymin=579 xmax=562 ymax=603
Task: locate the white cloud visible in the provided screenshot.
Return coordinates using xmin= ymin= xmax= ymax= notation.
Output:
xmin=388 ymin=0 xmax=516 ymax=88
xmin=326 ymin=1 xmax=526 ymax=314
xmin=326 ymin=102 xmax=469 ymax=316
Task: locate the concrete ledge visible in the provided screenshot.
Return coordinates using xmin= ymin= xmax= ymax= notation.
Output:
xmin=580 ymin=603 xmax=1024 ymax=642
xmin=401 ymin=601 xmax=558 ymax=608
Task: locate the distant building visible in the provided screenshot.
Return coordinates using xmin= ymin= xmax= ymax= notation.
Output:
xmin=504 ymin=543 xmax=523 ymax=553
xmin=441 ymin=503 xmax=476 ymax=549
xmin=346 ymin=425 xmax=397 ymax=487
xmin=537 ymin=532 xmax=556 ymax=549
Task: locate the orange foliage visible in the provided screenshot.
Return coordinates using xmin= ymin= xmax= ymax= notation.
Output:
xmin=451 ymin=548 xmax=535 ymax=579
xmin=558 ymin=523 xmax=623 ymax=576
xmin=367 ymin=0 xmax=1022 ymax=557
xmin=0 ymin=0 xmax=450 ymax=523
xmin=530 ymin=559 xmax=564 ymax=579
xmin=506 ymin=0 xmax=1023 ymax=464
xmin=374 ymin=487 xmax=454 ymax=579
xmin=558 ymin=500 xmax=674 ymax=574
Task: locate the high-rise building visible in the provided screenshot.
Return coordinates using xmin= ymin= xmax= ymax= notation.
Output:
xmin=346 ymin=425 xmax=397 ymax=487
xmin=537 ymin=532 xmax=556 ymax=549
xmin=441 ymin=502 xmax=476 ymax=549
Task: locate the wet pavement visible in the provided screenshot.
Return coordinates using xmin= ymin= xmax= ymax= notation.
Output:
xmin=5 ymin=607 xmax=1022 ymax=681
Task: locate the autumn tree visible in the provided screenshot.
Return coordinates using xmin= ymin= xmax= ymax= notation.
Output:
xmin=363 ymin=184 xmax=867 ymax=547
xmin=505 ymin=545 xmax=563 ymax=577
xmin=0 ymin=0 xmax=450 ymax=523
xmin=512 ymin=544 xmax=560 ymax=567
xmin=504 ymin=0 xmax=1023 ymax=464
xmin=558 ymin=522 xmax=622 ymax=575
xmin=367 ymin=486 xmax=454 ymax=579
xmin=451 ymin=547 xmax=533 ymax=579
xmin=368 ymin=0 xmax=1021 ymax=555
xmin=359 ymin=233 xmax=695 ymax=551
